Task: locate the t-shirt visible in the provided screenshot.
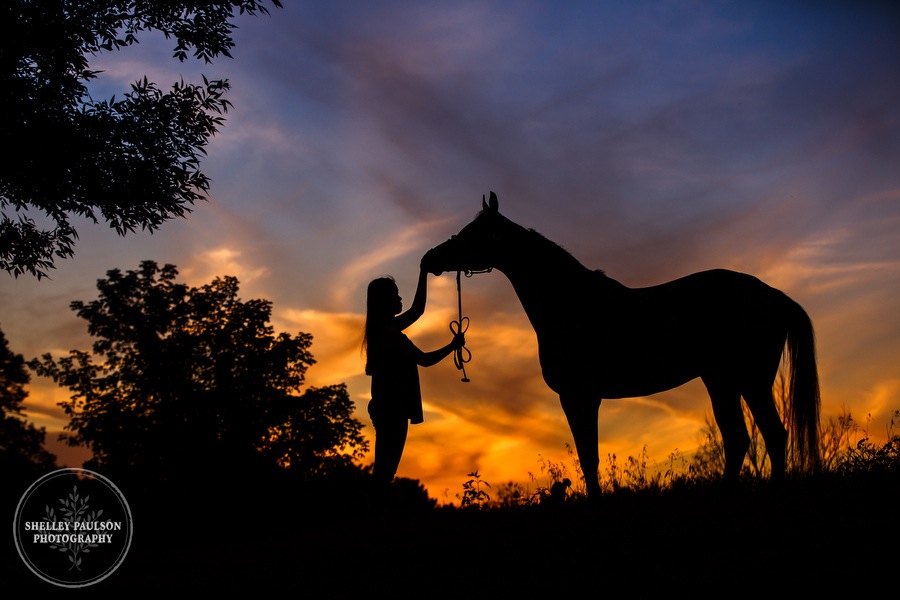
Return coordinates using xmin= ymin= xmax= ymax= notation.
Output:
xmin=366 ymin=326 xmax=424 ymax=424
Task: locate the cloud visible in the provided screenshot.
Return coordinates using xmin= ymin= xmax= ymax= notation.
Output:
xmin=180 ymin=247 xmax=271 ymax=288
xmin=330 ymin=218 xmax=455 ymax=307
xmin=278 ymin=308 xmax=365 ymax=386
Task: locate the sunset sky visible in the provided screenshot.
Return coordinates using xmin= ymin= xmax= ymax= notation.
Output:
xmin=2 ymin=1 xmax=899 ymax=502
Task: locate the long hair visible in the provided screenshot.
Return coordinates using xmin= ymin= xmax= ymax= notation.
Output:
xmin=362 ymin=277 xmax=398 ymax=372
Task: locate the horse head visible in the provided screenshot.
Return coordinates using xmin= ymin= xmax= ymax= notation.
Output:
xmin=424 ymin=191 xmax=503 ymax=276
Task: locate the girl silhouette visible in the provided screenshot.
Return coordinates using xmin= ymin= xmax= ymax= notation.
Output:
xmin=363 ymin=254 xmax=464 ymax=489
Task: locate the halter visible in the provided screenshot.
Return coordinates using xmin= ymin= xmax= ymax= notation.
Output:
xmin=439 ymin=234 xmax=493 ymax=382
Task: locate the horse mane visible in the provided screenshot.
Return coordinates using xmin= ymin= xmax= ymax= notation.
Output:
xmin=516 ymin=218 xmax=608 ymax=275
xmin=524 ymin=227 xmax=589 ymax=271
xmin=478 ymin=207 xmax=610 ymax=279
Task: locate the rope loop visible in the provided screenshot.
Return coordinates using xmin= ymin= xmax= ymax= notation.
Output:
xmin=452 ymin=270 xmax=472 ymax=382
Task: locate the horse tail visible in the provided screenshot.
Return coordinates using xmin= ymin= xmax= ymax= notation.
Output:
xmin=784 ymin=297 xmax=822 ymax=472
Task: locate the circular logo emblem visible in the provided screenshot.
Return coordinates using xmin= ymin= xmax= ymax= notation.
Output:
xmin=12 ymin=468 xmax=133 ymax=588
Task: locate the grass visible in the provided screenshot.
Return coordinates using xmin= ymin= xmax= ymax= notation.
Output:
xmin=453 ymin=408 xmax=900 ymax=511
xmin=7 ymin=410 xmax=898 ymax=596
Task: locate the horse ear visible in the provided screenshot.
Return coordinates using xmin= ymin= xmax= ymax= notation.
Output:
xmin=485 ymin=191 xmax=498 ymax=212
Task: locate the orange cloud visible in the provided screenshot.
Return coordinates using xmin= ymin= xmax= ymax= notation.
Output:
xmin=180 ymin=247 xmax=270 ymax=289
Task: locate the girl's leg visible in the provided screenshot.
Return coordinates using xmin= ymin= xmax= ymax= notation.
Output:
xmin=372 ymin=416 xmax=409 ymax=484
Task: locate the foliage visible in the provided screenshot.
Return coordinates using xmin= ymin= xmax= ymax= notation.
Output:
xmin=0 ymin=326 xmax=57 ymax=479
xmin=492 ymin=481 xmax=529 ymax=509
xmin=690 ymin=415 xmax=726 ymax=480
xmin=528 ymin=444 xmax=583 ymax=502
xmin=386 ymin=477 xmax=438 ymax=512
xmin=0 ymin=0 xmax=283 ymax=278
xmin=828 ymin=410 xmax=900 ymax=477
xmin=456 ymin=407 xmax=900 ymax=510
xmin=30 ymin=260 xmax=367 ymax=484
xmin=262 ymin=383 xmax=369 ymax=479
xmin=458 ymin=470 xmax=491 ymax=510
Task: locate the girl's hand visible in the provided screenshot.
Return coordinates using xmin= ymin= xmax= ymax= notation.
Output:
xmin=451 ymin=332 xmax=466 ymax=349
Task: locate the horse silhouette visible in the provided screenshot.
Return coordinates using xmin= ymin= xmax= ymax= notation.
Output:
xmin=426 ymin=192 xmax=821 ymax=498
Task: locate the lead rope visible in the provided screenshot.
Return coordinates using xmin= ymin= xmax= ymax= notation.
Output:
xmin=451 ymin=270 xmax=472 ymax=382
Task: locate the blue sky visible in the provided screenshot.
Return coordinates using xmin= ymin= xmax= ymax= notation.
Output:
xmin=3 ymin=1 xmax=899 ymax=499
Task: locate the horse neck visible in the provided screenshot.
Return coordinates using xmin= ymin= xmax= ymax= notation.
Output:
xmin=494 ymin=226 xmax=594 ymax=324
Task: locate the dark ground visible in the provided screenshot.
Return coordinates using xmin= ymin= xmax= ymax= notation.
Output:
xmin=5 ymin=473 xmax=898 ymax=598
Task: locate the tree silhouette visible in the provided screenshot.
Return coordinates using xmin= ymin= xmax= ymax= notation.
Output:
xmin=0 ymin=326 xmax=57 ymax=482
xmin=30 ymin=261 xmax=367 ymax=486
xmin=0 ymin=0 xmax=283 ymax=278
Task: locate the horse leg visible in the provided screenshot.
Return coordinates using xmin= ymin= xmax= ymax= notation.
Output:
xmin=560 ymin=394 xmax=602 ymax=498
xmin=744 ymin=384 xmax=787 ymax=483
xmin=703 ymin=377 xmax=749 ymax=482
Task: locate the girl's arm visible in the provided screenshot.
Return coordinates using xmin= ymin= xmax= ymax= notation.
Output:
xmin=394 ymin=264 xmax=429 ymax=331
xmin=414 ymin=332 xmax=465 ymax=368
